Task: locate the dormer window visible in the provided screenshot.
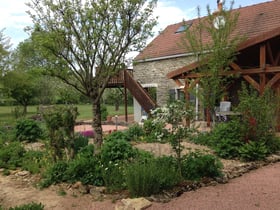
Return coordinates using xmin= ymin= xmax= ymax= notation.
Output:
xmin=175 ymin=22 xmax=192 ymax=33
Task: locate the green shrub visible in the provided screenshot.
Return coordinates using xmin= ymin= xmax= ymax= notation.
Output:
xmin=102 ymin=161 xmax=126 ymax=192
xmin=40 ymin=161 xmax=68 ymax=187
xmin=210 ymin=120 xmax=244 ymax=146
xmin=101 ymin=139 xmax=137 ymax=164
xmin=101 ymin=104 xmax=108 ymax=121
xmin=208 ymin=121 xmax=244 ymax=159
xmin=125 ymin=124 xmax=144 ymax=141
xmin=41 ymin=145 xmax=104 ymax=187
xmin=126 ymin=156 xmax=180 ymax=197
xmin=239 ymin=141 xmax=268 ymax=161
xmin=189 ymin=132 xmax=212 ymax=146
xmin=73 ymin=134 xmax=89 ymax=153
xmin=15 ymin=119 xmax=42 ymax=142
xmin=21 ymin=150 xmax=45 ymax=174
xmin=181 ymin=152 xmax=223 ymax=181
xmin=104 ymin=131 xmax=129 ymax=142
xmin=265 ymin=136 xmax=280 ymax=154
xmin=8 ymin=202 xmax=44 ymax=210
xmin=142 ymin=119 xmax=168 ymax=143
xmin=0 ymin=141 xmax=25 ymax=169
xmin=65 ymin=153 xmax=103 ymax=186
xmin=213 ymin=138 xmax=244 ymax=159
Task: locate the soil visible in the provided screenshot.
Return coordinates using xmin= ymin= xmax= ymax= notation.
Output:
xmin=1 ymin=141 xmax=280 ymax=209
xmin=1 ymin=118 xmax=280 ymax=209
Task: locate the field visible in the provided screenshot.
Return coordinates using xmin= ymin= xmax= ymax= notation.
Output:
xmin=0 ymin=104 xmax=133 ymax=126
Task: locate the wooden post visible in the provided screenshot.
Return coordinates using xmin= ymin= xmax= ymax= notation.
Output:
xmin=259 ymin=44 xmax=266 ymax=95
xmin=124 ymin=70 xmax=128 ymax=123
xmin=184 ymin=79 xmax=190 ymax=127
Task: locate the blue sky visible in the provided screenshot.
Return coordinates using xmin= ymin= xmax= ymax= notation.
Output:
xmin=0 ymin=0 xmax=270 ymax=48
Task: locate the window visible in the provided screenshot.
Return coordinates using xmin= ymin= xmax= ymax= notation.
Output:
xmin=175 ymin=22 xmax=192 ymax=33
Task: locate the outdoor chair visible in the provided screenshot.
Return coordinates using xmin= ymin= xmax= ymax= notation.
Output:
xmin=216 ymin=101 xmax=231 ymax=122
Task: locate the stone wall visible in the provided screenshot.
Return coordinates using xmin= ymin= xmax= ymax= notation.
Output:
xmin=133 ymin=56 xmax=195 ymax=106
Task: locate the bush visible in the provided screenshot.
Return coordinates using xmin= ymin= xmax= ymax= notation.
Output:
xmin=189 ymin=132 xmax=212 ymax=146
xmin=101 ymin=138 xmax=137 ymax=164
xmin=65 ymin=154 xmax=103 ymax=186
xmin=125 ymin=124 xmax=144 ymax=141
xmin=265 ymin=136 xmax=280 ymax=154
xmin=181 ymin=152 xmax=223 ymax=181
xmin=104 ymin=131 xmax=129 ymax=142
xmin=102 ymin=161 xmax=126 ymax=192
xmin=213 ymin=138 xmax=244 ymax=159
xmin=126 ymin=156 xmax=180 ymax=197
xmin=142 ymin=119 xmax=168 ymax=143
xmin=73 ymin=134 xmax=89 ymax=153
xmin=40 ymin=145 xmax=104 ymax=187
xmin=0 ymin=141 xmax=25 ymax=169
xmin=239 ymin=141 xmax=268 ymax=161
xmin=15 ymin=118 xmax=42 ymax=142
xmin=40 ymin=161 xmax=69 ymax=187
xmin=208 ymin=121 xmax=244 ymax=159
xmin=22 ymin=150 xmax=45 ymax=174
xmin=8 ymin=202 xmax=44 ymax=210
xmin=101 ymin=104 xmax=108 ymax=121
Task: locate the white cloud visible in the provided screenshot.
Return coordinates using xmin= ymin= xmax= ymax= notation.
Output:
xmin=154 ymin=1 xmax=191 ymax=33
xmin=0 ymin=1 xmax=32 ymax=46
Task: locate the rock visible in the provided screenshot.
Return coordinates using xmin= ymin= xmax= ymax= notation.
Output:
xmin=115 ymin=198 xmax=152 ymax=210
xmin=16 ymin=170 xmax=30 ymax=176
xmin=72 ymin=181 xmax=83 ymax=189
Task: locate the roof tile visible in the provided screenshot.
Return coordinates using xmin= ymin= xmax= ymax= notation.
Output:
xmin=135 ymin=0 xmax=280 ymax=61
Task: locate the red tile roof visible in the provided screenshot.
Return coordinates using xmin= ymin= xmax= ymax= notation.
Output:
xmin=135 ymin=0 xmax=280 ymax=61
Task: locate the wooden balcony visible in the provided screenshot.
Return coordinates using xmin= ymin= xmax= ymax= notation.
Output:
xmin=107 ymin=70 xmax=133 ymax=88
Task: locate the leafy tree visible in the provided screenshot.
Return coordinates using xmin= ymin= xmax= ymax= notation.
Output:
xmin=0 ymin=29 xmax=12 ymax=102
xmin=103 ymin=88 xmax=123 ymax=111
xmin=11 ymin=39 xmax=59 ymax=105
xmin=183 ymin=2 xmax=243 ymax=125
xmin=2 ymin=70 xmax=37 ymax=114
xmin=27 ymin=0 xmax=157 ymax=147
xmin=0 ymin=29 xmax=11 ymax=76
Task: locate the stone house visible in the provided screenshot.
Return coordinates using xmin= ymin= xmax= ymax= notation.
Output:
xmin=132 ymin=0 xmax=280 ymax=123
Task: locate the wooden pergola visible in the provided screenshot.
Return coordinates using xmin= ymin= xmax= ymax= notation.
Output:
xmin=167 ymin=28 xmax=280 ymax=127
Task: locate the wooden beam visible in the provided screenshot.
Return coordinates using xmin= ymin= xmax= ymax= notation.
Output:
xmin=260 ymin=73 xmax=266 ymax=95
xmin=243 ymin=75 xmax=260 ymax=92
xmin=230 ymin=62 xmax=260 ymax=92
xmin=173 ymin=79 xmax=183 ymax=87
xmin=266 ymin=73 xmax=280 ymax=89
xmin=182 ymin=65 xmax=280 ymax=79
xmin=260 ymin=44 xmax=266 ymax=70
xmin=266 ymin=42 xmax=275 ymax=65
xmin=189 ymin=78 xmax=200 ymax=89
xmin=167 ymin=61 xmax=200 ymax=79
xmin=274 ymin=52 xmax=280 ymax=66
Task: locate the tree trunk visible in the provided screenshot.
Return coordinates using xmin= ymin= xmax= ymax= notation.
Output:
xmin=23 ymin=105 xmax=27 ymax=115
xmin=92 ymin=100 xmax=103 ymax=150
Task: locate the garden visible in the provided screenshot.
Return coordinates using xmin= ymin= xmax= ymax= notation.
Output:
xmin=1 ymin=87 xmax=280 ymax=210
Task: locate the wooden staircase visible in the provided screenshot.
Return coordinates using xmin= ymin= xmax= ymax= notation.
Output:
xmin=107 ymin=70 xmax=157 ymax=113
xmin=123 ymin=70 xmax=157 ymax=113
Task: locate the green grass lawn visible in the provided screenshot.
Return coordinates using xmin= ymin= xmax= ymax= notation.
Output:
xmin=0 ymin=104 xmax=133 ymax=126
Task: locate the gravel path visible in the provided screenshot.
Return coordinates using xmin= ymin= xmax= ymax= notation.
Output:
xmin=148 ymin=162 xmax=280 ymax=210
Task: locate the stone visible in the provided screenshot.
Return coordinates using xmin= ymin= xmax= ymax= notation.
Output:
xmin=16 ymin=170 xmax=30 ymax=176
xmin=115 ymin=198 xmax=152 ymax=210
xmin=72 ymin=181 xmax=83 ymax=189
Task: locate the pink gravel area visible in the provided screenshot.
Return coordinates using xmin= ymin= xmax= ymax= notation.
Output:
xmin=148 ymin=162 xmax=280 ymax=210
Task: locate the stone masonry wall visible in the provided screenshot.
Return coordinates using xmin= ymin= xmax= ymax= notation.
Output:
xmin=133 ymin=56 xmax=195 ymax=106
